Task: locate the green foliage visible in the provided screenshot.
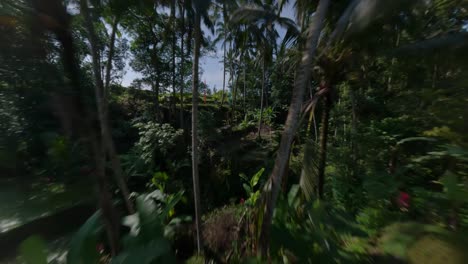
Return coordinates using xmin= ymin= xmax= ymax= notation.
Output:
xmin=134 ymin=122 xmax=183 ymax=162
xmin=116 ymin=191 xmax=184 ymax=263
xmin=2 ymin=0 xmax=468 ymax=262
xmin=356 ymin=207 xmax=402 ymax=235
xmin=122 ymin=122 xmax=183 ymax=177
xmin=252 ymin=107 xmax=277 ymax=127
xmin=299 ymin=140 xmax=318 ymax=201
xmin=41 ymin=133 xmax=83 ymax=179
xmin=438 ymin=171 xmax=468 ymax=206
xmin=236 ymin=113 xmax=256 ymax=131
xmin=198 ymin=110 xmax=221 ymax=145
xmin=185 ymin=255 xmax=205 ymax=264
xmin=151 ymin=171 xmax=169 ymax=192
xmin=377 ymin=222 xmax=468 ymax=262
xmin=67 ymin=211 xmax=103 ymax=264
xmin=235 ymin=107 xmax=277 ymax=132
xmin=269 ymin=185 xmax=367 ymax=263
xmin=240 ymin=168 xmax=264 ymax=206
xmin=19 ymin=236 xmax=48 ymax=264
xmin=66 ymin=190 xmax=184 ymax=264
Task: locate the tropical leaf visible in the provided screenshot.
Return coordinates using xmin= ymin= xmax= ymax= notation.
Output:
xmin=250 ymin=167 xmax=265 ymax=188
xmin=243 ymin=183 xmax=252 ymax=195
xmin=397 ymin=137 xmax=436 ymax=145
xmin=111 ymin=238 xmax=174 ymax=264
xmin=230 ymin=4 xmax=298 ymax=36
xmin=287 ymin=184 xmax=301 ymax=209
xmin=438 ymin=171 xmax=468 ymax=204
xmin=67 ymin=211 xmax=103 ymax=264
xmin=300 ymin=140 xmax=319 ymax=201
xmin=19 ymin=236 xmax=48 ymax=264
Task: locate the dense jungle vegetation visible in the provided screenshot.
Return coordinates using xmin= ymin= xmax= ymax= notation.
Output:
xmin=0 ymin=0 xmax=467 ymax=263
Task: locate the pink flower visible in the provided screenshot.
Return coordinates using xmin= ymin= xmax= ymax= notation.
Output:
xmin=240 ymin=198 xmax=245 ymax=205
xmin=397 ymin=191 xmax=410 ymax=209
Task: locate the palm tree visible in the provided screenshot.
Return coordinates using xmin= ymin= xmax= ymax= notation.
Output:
xmin=256 ymin=0 xmax=330 ymax=255
xmin=191 ymin=0 xmax=213 ymax=254
xmin=213 ymin=0 xmax=239 ymax=106
xmin=297 ymin=0 xmax=420 ymax=200
xmin=178 ymin=0 xmax=187 ymax=128
xmin=213 ymin=4 xmax=228 ymax=105
xmin=231 ymin=1 xmax=299 ymax=138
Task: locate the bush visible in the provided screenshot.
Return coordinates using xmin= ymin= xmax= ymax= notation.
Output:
xmin=356 ymin=207 xmax=402 ymax=235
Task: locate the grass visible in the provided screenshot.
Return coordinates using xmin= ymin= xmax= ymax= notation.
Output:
xmin=376 ymin=221 xmax=468 ymax=263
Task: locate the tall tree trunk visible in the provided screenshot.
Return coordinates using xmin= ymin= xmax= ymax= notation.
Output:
xmin=220 ymin=1 xmax=227 ymax=106
xmin=243 ymin=60 xmax=246 ymax=111
xmin=104 ymin=15 xmax=119 ymax=94
xmin=230 ymin=42 xmax=236 ymax=123
xmin=79 ymin=0 xmax=123 ymax=254
xmin=257 ymin=56 xmax=265 ymax=139
xmin=317 ymin=93 xmax=330 ymax=199
xmin=153 ymin=76 xmax=160 ymax=121
xmin=102 ymin=15 xmax=135 ymax=215
xmin=171 ymin=0 xmax=177 ymax=118
xmin=258 ymin=0 xmax=330 ymax=256
xmin=232 ymin=64 xmax=239 ymax=122
xmin=84 ymin=6 xmax=134 ymax=215
xmin=191 ymin=13 xmax=203 ymax=254
xmin=221 ymin=40 xmax=227 ymax=105
xmin=179 ymin=2 xmax=186 ymax=128
xmin=45 ymin=0 xmax=122 ymax=253
xmin=91 ymin=135 xmax=120 ymax=256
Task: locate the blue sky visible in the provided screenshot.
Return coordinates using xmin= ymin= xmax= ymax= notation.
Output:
xmin=121 ymin=3 xmax=295 ymax=90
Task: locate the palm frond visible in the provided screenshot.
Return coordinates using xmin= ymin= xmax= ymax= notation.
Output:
xmin=327 ymin=0 xmax=359 ymax=46
xmin=391 ymin=32 xmax=468 ymax=57
xmin=276 ymin=16 xmax=300 ymax=36
xmin=280 ymin=26 xmax=299 ymax=49
xmin=346 ymin=0 xmax=413 ymax=35
xmin=300 ymin=140 xmax=319 ymax=201
xmin=230 ymin=5 xmax=276 ymax=24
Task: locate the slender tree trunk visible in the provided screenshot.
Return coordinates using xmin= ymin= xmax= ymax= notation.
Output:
xmin=49 ymin=0 xmax=122 ymax=253
xmin=243 ymin=60 xmax=246 ymax=111
xmin=103 ymin=15 xmax=135 ymax=215
xmin=80 ymin=0 xmax=124 ymax=254
xmin=232 ymin=65 xmax=239 ymax=122
xmin=191 ymin=13 xmax=203 ymax=254
xmin=230 ymin=41 xmax=234 ymax=98
xmin=104 ymin=15 xmax=119 ymax=94
xmin=86 ymin=8 xmax=134 ymax=215
xmin=230 ymin=42 xmax=236 ymax=123
xmin=171 ymin=0 xmax=177 ymax=118
xmin=257 ymin=56 xmax=265 ymax=139
xmin=221 ymin=40 xmax=227 ymax=105
xmin=317 ymin=93 xmax=330 ymax=199
xmin=179 ymin=3 xmax=185 ymax=128
xmin=258 ymin=0 xmax=330 ymax=256
xmin=186 ymin=22 xmax=192 ymax=68
xmin=153 ymin=76 xmax=160 ymax=121
xmin=91 ymin=135 xmax=120 ymax=256
xmin=220 ymin=1 xmax=227 ymax=106
xmin=349 ymin=85 xmax=357 ymax=160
